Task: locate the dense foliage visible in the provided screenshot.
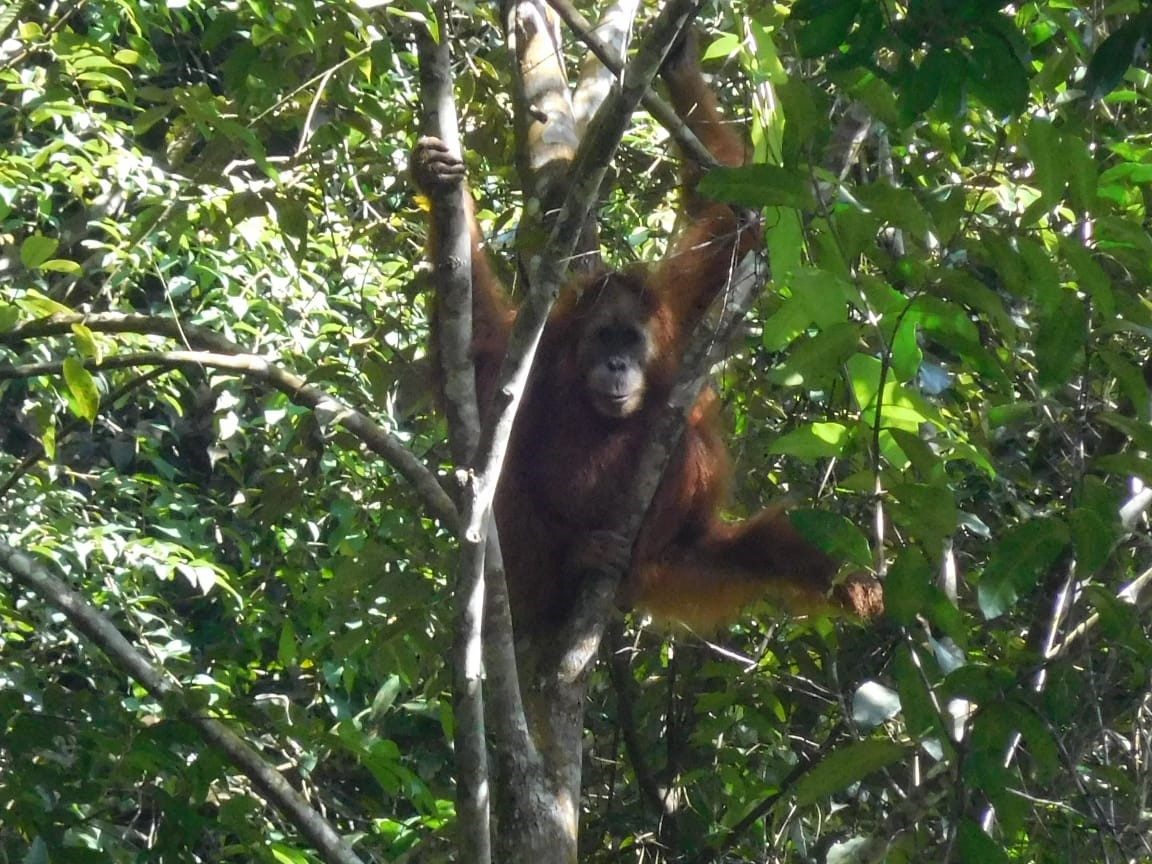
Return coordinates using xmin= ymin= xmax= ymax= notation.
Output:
xmin=2 ymin=0 xmax=1151 ymax=862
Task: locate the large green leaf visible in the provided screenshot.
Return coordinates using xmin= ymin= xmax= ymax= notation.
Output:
xmin=794 ymin=740 xmax=906 ymax=806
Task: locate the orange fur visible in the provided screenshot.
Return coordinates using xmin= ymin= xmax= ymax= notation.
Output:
xmin=418 ymin=45 xmax=883 ymax=636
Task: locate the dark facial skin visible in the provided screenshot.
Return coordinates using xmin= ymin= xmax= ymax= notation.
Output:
xmin=577 ymin=292 xmax=653 ymax=418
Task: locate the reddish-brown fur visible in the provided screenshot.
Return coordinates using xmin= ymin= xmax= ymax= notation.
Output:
xmin=417 ymin=48 xmax=883 ymax=634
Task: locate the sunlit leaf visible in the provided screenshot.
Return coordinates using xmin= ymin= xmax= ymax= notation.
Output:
xmin=62 ymin=357 xmax=99 ymax=423
xmin=20 ymin=235 xmax=59 ymax=269
xmin=769 ymin=421 xmax=851 ymax=459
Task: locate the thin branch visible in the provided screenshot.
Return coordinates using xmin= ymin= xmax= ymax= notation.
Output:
xmin=1047 ymin=565 xmax=1152 ymax=660
xmin=0 ymin=312 xmax=246 ymax=354
xmin=0 ymin=538 xmax=365 ymax=864
xmin=608 ymin=627 xmax=675 ymax=817
xmin=416 ymin=28 xmax=480 ymax=466
xmin=0 ymin=350 xmax=458 ymax=530
xmin=251 ymin=46 xmax=373 ymax=127
xmin=504 ymin=0 xmax=580 ymax=219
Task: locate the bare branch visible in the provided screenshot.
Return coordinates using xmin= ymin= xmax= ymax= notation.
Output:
xmin=0 ymin=311 xmax=246 ymax=354
xmin=571 ymin=0 xmax=640 ymax=137
xmin=1048 ymin=565 xmax=1152 ymax=660
xmin=504 ymin=0 xmax=579 ymax=210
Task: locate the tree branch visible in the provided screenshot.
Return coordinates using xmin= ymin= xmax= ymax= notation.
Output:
xmin=570 ymin=0 xmax=640 ymax=137
xmin=416 ymin=12 xmax=495 ymax=864
xmin=0 ymin=311 xmax=246 ymax=354
xmin=0 ymin=538 xmax=366 ymax=864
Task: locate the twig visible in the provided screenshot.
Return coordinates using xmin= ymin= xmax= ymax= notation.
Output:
xmin=1048 ymin=565 xmax=1152 ymax=660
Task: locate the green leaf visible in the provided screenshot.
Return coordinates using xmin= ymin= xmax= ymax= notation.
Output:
xmin=1068 ymin=508 xmax=1117 ymax=575
xmin=769 ymin=322 xmax=861 ymax=388
xmin=1024 ymin=117 xmax=1065 ymax=204
xmin=1098 ymin=347 xmax=1151 ymax=421
xmin=987 ymin=401 xmax=1035 ymax=429
xmin=846 ymin=352 xmax=882 ymax=412
xmin=978 ymin=518 xmax=1069 ymax=618
xmin=791 ymin=0 xmax=852 ymax=20
xmin=967 ymin=30 xmax=1030 ymax=117
xmin=1087 ymin=588 xmax=1152 ymax=662
xmin=888 ymin=482 xmax=958 ymax=547
xmin=1097 ymin=412 xmax=1152 ymax=452
xmin=794 ymin=740 xmax=905 ymax=806
xmin=769 ymin=421 xmax=850 ymax=459
xmin=699 ymin=164 xmax=816 ymax=210
xmin=277 ymin=620 xmax=297 ymax=666
xmin=893 ymin=644 xmax=946 ymax=741
xmin=854 ymin=184 xmax=933 ymax=237
xmin=888 ymin=428 xmax=943 ymax=480
xmin=14 ymin=290 xmax=73 ymax=317
xmin=270 ymin=843 xmax=311 ymax=864
xmin=20 ymin=235 xmax=59 ymax=269
xmin=888 ymin=309 xmax=922 ymax=382
xmin=1016 ymin=236 xmax=1062 ymax=309
xmin=0 ymin=302 xmax=20 ymax=333
xmin=70 ymin=322 xmax=100 ymax=360
xmin=761 ymin=296 xmax=812 ymax=351
xmin=701 ymin=32 xmax=741 ymax=62
xmin=372 ymin=675 xmax=403 ymax=716
xmin=790 ymin=510 xmax=871 ymax=567
xmin=795 ymin=0 xmax=861 ymax=57
xmin=790 ymin=268 xmax=858 ymax=327
xmin=1060 ymin=237 xmax=1113 ymax=317
xmin=957 ymin=820 xmax=1011 ymax=864
xmin=900 ymin=48 xmax=944 ymax=119
xmin=1035 ymin=291 xmax=1087 ymax=391
xmin=1085 ymin=12 xmax=1152 ymax=101
xmin=1007 ymin=699 xmax=1060 ymax=782
xmin=1063 ymin=132 xmax=1098 ymax=212
xmin=62 ymin=356 xmax=100 ymax=423
xmin=885 ymin=547 xmax=934 ymax=628
xmin=1094 ymin=454 xmax=1152 ymax=486
xmin=37 ymin=259 xmax=81 ymax=273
